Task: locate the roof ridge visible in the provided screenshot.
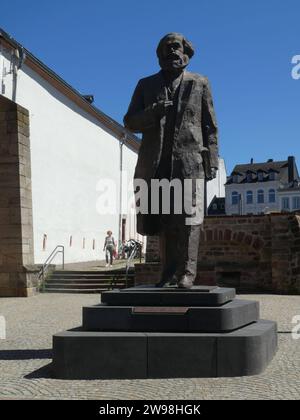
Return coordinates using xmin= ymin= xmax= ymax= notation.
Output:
xmin=0 ymin=27 xmax=140 ymax=151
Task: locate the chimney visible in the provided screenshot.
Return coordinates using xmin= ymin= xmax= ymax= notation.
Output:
xmin=288 ymin=156 xmax=295 ymax=183
xmin=250 ymin=158 xmax=254 ymax=164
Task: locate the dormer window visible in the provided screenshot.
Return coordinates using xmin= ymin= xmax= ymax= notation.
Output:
xmin=246 ymin=173 xmax=252 ymax=182
xmin=257 ymin=171 xmax=264 ymax=182
xmin=233 ymin=175 xmax=239 ymax=183
xmin=269 ymin=172 xmax=276 ymax=181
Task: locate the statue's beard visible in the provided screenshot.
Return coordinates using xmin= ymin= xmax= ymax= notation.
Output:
xmin=159 ymin=53 xmax=190 ymax=73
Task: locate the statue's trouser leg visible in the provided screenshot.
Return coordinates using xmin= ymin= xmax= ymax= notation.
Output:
xmin=174 ymin=222 xmax=201 ymax=282
xmin=159 ymin=222 xmax=180 ymax=283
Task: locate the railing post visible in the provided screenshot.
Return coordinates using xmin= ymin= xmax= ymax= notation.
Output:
xmin=38 ymin=245 xmax=65 ymax=292
xmin=62 ymin=246 xmax=65 ymax=270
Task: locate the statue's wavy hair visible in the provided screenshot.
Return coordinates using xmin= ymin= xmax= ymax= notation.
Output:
xmin=156 ymin=33 xmax=195 ymax=59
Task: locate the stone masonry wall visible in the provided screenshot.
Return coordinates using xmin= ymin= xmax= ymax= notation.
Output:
xmin=0 ymin=95 xmax=37 ymax=297
xmin=135 ymin=213 xmax=300 ymax=294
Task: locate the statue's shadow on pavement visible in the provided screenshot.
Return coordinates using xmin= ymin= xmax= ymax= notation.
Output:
xmin=0 ymin=349 xmax=53 ymax=379
xmin=25 ymin=362 xmax=53 ymax=379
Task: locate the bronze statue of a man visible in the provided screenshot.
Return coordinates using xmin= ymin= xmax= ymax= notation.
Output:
xmin=124 ymin=33 xmax=219 ymax=289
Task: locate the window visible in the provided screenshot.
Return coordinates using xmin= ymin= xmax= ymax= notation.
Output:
xmin=212 ymin=204 xmax=218 ymax=210
xmin=232 ymin=192 xmax=239 ymax=205
xmin=257 ymin=172 xmax=264 ymax=182
xmin=247 ymin=173 xmax=252 ymax=183
xmin=269 ymin=172 xmax=276 ymax=181
xmin=282 ymin=197 xmax=290 ymax=210
xmin=257 ymin=190 xmax=264 ymax=204
xmin=233 ymin=175 xmax=239 ymax=183
xmin=269 ymin=189 xmax=276 ymax=203
xmin=246 ymin=191 xmax=253 ymax=204
xmin=293 ymin=197 xmax=300 ymax=210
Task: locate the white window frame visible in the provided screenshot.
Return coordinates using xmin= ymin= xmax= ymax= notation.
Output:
xmin=292 ymin=196 xmax=300 ymax=210
xmin=246 ymin=190 xmax=253 ymax=204
xmin=269 ymin=189 xmax=276 ymax=203
xmin=282 ymin=197 xmax=290 ymax=210
xmin=232 ymin=191 xmax=239 ymax=205
xmin=257 ymin=189 xmax=264 ymax=204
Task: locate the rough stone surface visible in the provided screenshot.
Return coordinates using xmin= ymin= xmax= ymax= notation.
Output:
xmin=139 ymin=213 xmax=300 ymax=294
xmin=0 ymin=293 xmax=299 ymax=399
xmin=0 ymin=96 xmax=36 ymax=297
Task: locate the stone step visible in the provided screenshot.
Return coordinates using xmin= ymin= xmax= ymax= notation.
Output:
xmin=44 ymin=288 xmax=109 ymax=294
xmin=46 ymin=279 xmax=131 ymax=285
xmin=45 ymin=283 xmax=129 ymax=289
xmin=82 ymin=299 xmax=259 ymax=333
xmin=53 ymin=270 xmax=134 ymax=276
xmin=52 ymin=320 xmax=278 ymax=379
xmin=102 ymin=286 xmax=236 ymax=307
xmin=49 ymin=274 xmax=134 ymax=278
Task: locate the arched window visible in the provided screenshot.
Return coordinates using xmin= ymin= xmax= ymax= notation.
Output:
xmin=257 ymin=190 xmax=264 ymax=204
xmin=246 ymin=191 xmax=253 ymax=204
xmin=232 ymin=192 xmax=239 ymax=205
xmin=269 ymin=189 xmax=276 ymax=203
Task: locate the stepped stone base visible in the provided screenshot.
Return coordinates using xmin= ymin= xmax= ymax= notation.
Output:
xmin=101 ymin=286 xmax=235 ymax=307
xmin=82 ymin=299 xmax=259 ymax=333
xmin=53 ymin=321 xmax=277 ymax=379
xmin=52 ymin=286 xmax=278 ymax=379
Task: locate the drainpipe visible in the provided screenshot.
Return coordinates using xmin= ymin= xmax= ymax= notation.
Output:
xmin=118 ymin=133 xmax=127 ymax=254
xmin=11 ymin=46 xmax=25 ymax=102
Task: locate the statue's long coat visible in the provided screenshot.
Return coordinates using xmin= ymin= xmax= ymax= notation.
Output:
xmin=124 ymin=70 xmax=219 ymax=235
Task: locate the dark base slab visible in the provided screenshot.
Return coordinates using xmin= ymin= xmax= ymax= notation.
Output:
xmin=52 ymin=320 xmax=277 ymax=380
xmin=82 ymin=299 xmax=259 ymax=333
xmin=101 ymin=286 xmax=236 ymax=307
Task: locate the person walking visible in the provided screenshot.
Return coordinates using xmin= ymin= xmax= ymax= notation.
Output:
xmin=103 ymin=231 xmax=116 ymax=267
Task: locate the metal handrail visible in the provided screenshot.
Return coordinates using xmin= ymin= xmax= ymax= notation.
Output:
xmin=38 ymin=245 xmax=65 ymax=289
xmin=125 ymin=239 xmax=143 ymax=288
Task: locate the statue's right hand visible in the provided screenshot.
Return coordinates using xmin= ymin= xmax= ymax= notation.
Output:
xmin=153 ymin=100 xmax=173 ymax=116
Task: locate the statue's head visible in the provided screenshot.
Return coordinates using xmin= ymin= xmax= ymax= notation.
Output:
xmin=156 ymin=33 xmax=194 ymax=72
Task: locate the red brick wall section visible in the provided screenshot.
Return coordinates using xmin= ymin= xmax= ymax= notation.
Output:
xmin=136 ymin=214 xmax=300 ymax=294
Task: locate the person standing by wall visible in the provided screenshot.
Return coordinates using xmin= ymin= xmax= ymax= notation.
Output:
xmin=103 ymin=231 xmax=116 ymax=267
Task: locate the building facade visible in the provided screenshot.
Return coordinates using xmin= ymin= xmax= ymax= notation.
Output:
xmin=225 ymin=157 xmax=300 ymax=216
xmin=0 ymin=28 xmax=142 ymax=271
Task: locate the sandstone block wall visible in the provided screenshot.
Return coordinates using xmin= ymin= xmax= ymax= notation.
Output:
xmin=0 ymin=95 xmax=37 ymax=297
xmin=137 ymin=213 xmax=300 ymax=294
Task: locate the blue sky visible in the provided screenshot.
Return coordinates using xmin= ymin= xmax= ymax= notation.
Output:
xmin=1 ymin=0 xmax=299 ymax=172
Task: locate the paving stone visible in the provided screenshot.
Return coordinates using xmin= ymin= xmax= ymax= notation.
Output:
xmin=0 ymin=293 xmax=299 ymax=399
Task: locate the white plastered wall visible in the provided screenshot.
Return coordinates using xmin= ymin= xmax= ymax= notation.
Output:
xmin=0 ymin=47 xmax=138 ymax=264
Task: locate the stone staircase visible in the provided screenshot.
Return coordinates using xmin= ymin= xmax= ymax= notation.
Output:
xmin=42 ymin=268 xmax=135 ymax=294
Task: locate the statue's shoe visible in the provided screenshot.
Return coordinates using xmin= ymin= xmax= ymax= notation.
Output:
xmin=177 ymin=275 xmax=194 ymax=289
xmin=155 ymin=275 xmax=178 ymax=288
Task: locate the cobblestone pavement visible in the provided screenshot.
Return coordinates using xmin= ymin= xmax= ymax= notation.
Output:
xmin=0 ymin=293 xmax=299 ymax=400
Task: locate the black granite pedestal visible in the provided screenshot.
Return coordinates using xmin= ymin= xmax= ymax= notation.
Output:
xmin=52 ymin=286 xmax=277 ymax=379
